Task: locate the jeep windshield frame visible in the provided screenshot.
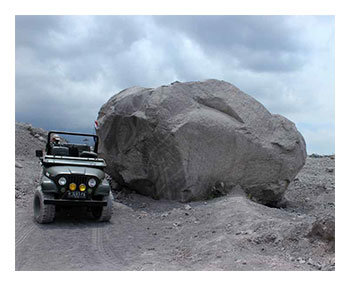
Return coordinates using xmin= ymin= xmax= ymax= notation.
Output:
xmin=46 ymin=131 xmax=99 ymax=153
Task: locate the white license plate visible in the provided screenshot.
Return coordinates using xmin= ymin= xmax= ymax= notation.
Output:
xmin=67 ymin=191 xmax=86 ymax=199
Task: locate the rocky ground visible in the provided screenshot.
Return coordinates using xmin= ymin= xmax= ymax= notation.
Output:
xmin=15 ymin=122 xmax=335 ymax=271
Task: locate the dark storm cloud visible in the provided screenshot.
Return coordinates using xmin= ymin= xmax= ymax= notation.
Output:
xmin=153 ymin=15 xmax=307 ymax=72
xmin=16 ymin=16 xmax=147 ymax=82
xmin=16 ymin=15 xmax=144 ymax=55
xmin=15 ymin=16 xmax=64 ymax=47
xmin=15 ymin=15 xmax=334 ymax=154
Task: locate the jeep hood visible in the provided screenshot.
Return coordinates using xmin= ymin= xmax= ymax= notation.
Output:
xmin=46 ymin=165 xmax=105 ymax=180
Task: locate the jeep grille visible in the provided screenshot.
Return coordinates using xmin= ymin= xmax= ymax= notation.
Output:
xmin=67 ymin=174 xmax=89 ymax=186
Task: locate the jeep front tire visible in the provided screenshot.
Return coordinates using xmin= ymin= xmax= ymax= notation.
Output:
xmin=91 ymin=192 xmax=113 ymax=222
xmin=33 ymin=188 xmax=56 ymax=224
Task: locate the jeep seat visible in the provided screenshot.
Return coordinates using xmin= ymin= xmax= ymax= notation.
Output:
xmin=80 ymin=151 xmax=98 ymax=158
xmin=51 ymin=146 xmax=69 ymax=156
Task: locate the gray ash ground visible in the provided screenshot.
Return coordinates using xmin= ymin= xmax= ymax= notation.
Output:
xmin=15 ymin=122 xmax=335 ymax=271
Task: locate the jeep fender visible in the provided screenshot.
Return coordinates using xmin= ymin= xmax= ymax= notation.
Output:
xmin=94 ymin=179 xmax=111 ymax=196
xmin=41 ymin=176 xmax=58 ymax=193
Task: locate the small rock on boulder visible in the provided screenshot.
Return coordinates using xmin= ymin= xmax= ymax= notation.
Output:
xmin=96 ymin=80 xmax=306 ymax=204
xmin=15 ymin=161 xmax=23 ymax=168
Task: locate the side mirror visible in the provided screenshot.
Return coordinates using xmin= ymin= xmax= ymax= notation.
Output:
xmin=35 ymin=150 xmax=43 ymax=157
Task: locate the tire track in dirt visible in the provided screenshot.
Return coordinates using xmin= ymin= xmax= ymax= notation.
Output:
xmin=91 ymin=226 xmax=128 ymax=269
xmin=16 ymin=224 xmax=35 ymax=248
xmin=16 ymin=223 xmax=36 ymax=270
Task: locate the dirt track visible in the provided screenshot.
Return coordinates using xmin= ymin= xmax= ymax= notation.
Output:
xmin=15 ymin=122 xmax=335 ymax=271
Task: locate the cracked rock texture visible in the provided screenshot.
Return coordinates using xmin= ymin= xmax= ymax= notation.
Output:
xmin=97 ymin=79 xmax=306 ymax=203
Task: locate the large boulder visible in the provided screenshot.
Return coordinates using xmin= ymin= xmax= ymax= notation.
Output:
xmin=96 ymin=79 xmax=306 ymax=204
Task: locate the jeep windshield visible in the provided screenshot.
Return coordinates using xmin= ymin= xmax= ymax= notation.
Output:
xmin=45 ymin=131 xmax=99 ymax=159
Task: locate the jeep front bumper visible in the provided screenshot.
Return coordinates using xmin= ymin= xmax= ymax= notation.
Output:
xmin=44 ymin=199 xmax=107 ymax=207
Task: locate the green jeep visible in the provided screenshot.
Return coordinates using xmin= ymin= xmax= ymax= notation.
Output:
xmin=34 ymin=131 xmax=113 ymax=223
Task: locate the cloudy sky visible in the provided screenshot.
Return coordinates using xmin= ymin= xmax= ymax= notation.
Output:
xmin=15 ymin=15 xmax=334 ymax=154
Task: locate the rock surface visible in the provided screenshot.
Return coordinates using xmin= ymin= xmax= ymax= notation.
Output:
xmin=97 ymin=80 xmax=306 ymax=204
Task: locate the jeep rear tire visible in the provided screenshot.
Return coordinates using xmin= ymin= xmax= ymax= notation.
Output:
xmin=33 ymin=189 xmax=56 ymax=224
xmin=91 ymin=192 xmax=113 ymax=222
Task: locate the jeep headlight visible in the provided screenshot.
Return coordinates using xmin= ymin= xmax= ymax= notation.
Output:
xmin=88 ymin=178 xmax=96 ymax=188
xmin=58 ymin=177 xmax=67 ymax=186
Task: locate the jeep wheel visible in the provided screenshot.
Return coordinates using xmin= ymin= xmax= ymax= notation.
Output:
xmin=91 ymin=192 xmax=113 ymax=222
xmin=33 ymin=189 xmax=56 ymax=224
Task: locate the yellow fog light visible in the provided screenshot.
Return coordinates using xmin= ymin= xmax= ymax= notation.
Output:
xmin=69 ymin=183 xmax=76 ymax=191
xmin=79 ymin=184 xmax=86 ymax=192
